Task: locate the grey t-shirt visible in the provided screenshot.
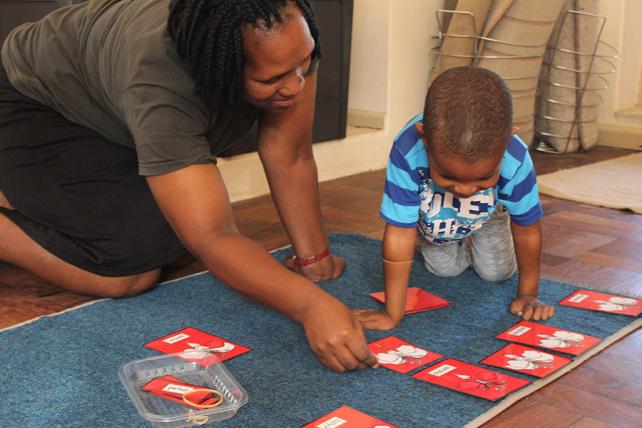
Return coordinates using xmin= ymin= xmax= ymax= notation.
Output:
xmin=1 ymin=0 xmax=258 ymax=176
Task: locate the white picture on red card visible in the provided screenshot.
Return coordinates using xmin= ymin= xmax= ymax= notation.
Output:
xmin=496 ymin=321 xmax=600 ymax=356
xmin=560 ymin=290 xmax=642 ymax=317
xmin=369 ymin=287 xmax=449 ymax=314
xmin=302 ymin=405 xmax=397 ymax=428
xmin=481 ymin=344 xmax=572 ymax=377
xmin=412 ymin=359 xmax=530 ymax=401
xmin=145 ymin=327 xmax=251 ymax=366
xmin=368 ymin=336 xmax=443 ymax=374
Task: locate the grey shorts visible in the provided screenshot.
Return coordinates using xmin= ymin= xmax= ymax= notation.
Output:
xmin=419 ymin=205 xmax=517 ymax=282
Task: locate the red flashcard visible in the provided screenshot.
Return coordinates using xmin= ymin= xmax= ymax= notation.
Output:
xmin=496 ymin=321 xmax=600 ymax=356
xmin=412 ymin=358 xmax=530 ymax=401
xmin=560 ymin=290 xmax=642 ymax=317
xmin=145 ymin=327 xmax=251 ymax=366
xmin=481 ymin=344 xmax=572 ymax=378
xmin=368 ymin=336 xmax=443 ymax=374
xmin=302 ymin=405 xmax=397 ymax=428
xmin=369 ymin=287 xmax=448 ymax=314
xmin=142 ymin=375 xmax=220 ymax=409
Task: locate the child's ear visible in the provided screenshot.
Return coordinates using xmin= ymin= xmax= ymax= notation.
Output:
xmin=415 ymin=122 xmax=427 ymax=143
xmin=511 ymin=126 xmax=519 ymax=136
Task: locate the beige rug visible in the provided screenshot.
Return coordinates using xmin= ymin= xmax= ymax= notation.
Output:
xmin=538 ymin=152 xmax=642 ymax=214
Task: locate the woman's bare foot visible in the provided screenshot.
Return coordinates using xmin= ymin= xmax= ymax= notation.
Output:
xmin=0 ymin=191 xmax=14 ymax=210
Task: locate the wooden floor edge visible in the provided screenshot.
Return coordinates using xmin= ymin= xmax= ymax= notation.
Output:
xmin=465 ymin=318 xmax=642 ymax=428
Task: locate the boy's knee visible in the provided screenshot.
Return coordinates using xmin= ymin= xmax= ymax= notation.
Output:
xmin=475 ymin=263 xmax=516 ymax=282
xmin=93 ymin=269 xmax=160 ymax=298
xmin=424 ymin=259 xmax=468 ymax=278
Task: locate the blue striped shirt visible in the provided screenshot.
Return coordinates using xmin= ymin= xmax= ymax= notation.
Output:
xmin=381 ymin=114 xmax=543 ymax=244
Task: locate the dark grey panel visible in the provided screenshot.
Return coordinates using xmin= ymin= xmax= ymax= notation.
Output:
xmin=0 ymin=0 xmax=74 ymax=42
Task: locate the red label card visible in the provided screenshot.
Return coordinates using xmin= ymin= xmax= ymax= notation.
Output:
xmin=368 ymin=336 xmax=443 ymax=374
xmin=496 ymin=321 xmax=600 ymax=356
xmin=480 ymin=344 xmax=572 ymax=377
xmin=302 ymin=405 xmax=397 ymax=428
xmin=142 ymin=375 xmax=220 ymax=409
xmin=370 ymin=287 xmax=448 ymax=314
xmin=560 ymin=290 xmax=642 ymax=317
xmin=145 ymin=327 xmax=251 ymax=366
xmin=412 ymin=359 xmax=530 ymax=401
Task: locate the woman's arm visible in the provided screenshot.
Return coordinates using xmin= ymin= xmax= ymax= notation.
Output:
xmin=147 ymin=164 xmax=377 ymax=371
xmin=257 ymin=72 xmax=343 ymax=281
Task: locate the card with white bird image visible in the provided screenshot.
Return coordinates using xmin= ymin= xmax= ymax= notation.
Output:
xmin=145 ymin=327 xmax=251 ymax=366
xmin=481 ymin=343 xmax=572 ymax=377
xmin=496 ymin=321 xmax=600 ymax=356
xmin=560 ymin=290 xmax=641 ymax=316
xmin=368 ymin=336 xmax=443 ymax=374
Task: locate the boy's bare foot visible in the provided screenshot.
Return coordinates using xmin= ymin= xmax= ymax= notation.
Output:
xmin=0 ymin=191 xmax=13 ymax=210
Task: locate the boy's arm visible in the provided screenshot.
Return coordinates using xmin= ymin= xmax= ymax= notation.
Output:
xmin=510 ymin=220 xmax=555 ymax=321
xmin=354 ymin=223 xmax=417 ymax=330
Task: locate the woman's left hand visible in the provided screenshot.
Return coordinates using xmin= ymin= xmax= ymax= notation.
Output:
xmin=284 ymin=254 xmax=345 ymax=282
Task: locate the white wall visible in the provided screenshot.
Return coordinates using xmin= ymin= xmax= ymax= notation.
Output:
xmin=219 ymin=0 xmax=443 ymax=202
xmin=598 ymin=0 xmax=642 ymax=121
xmin=347 ymin=0 xmax=389 ymax=113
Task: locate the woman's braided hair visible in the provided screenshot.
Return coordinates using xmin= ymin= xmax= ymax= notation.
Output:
xmin=168 ymin=0 xmax=321 ymax=106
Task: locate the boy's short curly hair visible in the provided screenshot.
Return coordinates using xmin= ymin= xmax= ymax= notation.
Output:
xmin=423 ymin=66 xmax=513 ymax=162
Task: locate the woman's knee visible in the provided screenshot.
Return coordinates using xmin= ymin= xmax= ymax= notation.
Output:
xmin=93 ymin=269 xmax=161 ymax=298
xmin=0 ymin=191 xmax=14 ymax=210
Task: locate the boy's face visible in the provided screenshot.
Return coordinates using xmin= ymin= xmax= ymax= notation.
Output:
xmin=416 ymin=122 xmax=510 ymax=199
xmin=428 ymin=150 xmax=501 ymax=199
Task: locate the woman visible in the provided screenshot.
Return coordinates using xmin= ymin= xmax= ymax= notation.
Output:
xmin=0 ymin=0 xmax=376 ymax=372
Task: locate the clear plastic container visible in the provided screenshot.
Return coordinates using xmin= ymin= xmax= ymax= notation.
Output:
xmin=119 ymin=352 xmax=249 ymax=427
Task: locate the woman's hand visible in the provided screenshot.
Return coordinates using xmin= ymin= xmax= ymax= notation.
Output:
xmin=284 ymin=254 xmax=345 ymax=282
xmin=510 ymin=295 xmax=555 ymax=321
xmin=353 ymin=309 xmax=400 ymax=331
xmin=299 ymin=294 xmax=378 ymax=372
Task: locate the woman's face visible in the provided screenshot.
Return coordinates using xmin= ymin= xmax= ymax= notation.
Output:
xmin=242 ymin=3 xmax=315 ymax=112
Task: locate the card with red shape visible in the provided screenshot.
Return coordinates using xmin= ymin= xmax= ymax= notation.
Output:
xmin=480 ymin=343 xmax=572 ymax=378
xmin=142 ymin=374 xmax=220 ymax=409
xmin=145 ymin=327 xmax=251 ymax=366
xmin=368 ymin=336 xmax=443 ymax=374
xmin=302 ymin=405 xmax=397 ymax=428
xmin=496 ymin=321 xmax=600 ymax=356
xmin=560 ymin=290 xmax=642 ymax=317
xmin=369 ymin=287 xmax=448 ymax=314
xmin=412 ymin=358 xmax=530 ymax=401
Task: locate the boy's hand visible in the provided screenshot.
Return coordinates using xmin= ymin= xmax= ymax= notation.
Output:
xmin=353 ymin=309 xmax=400 ymax=331
xmin=510 ymin=296 xmax=555 ymax=321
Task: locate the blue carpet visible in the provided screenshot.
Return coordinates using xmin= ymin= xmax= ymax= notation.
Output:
xmin=0 ymin=234 xmax=639 ymax=428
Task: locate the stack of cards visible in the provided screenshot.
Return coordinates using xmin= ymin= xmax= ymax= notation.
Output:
xmin=145 ymin=327 xmax=251 ymax=366
xmin=302 ymin=406 xmax=397 ymax=428
xmin=370 ymin=287 xmax=449 ymax=314
xmin=560 ymin=290 xmax=642 ymax=316
xmin=495 ymin=321 xmax=600 ymax=356
xmin=142 ymin=375 xmax=220 ymax=409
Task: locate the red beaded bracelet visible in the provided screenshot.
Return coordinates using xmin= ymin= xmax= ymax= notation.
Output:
xmin=292 ymin=248 xmax=331 ymax=267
